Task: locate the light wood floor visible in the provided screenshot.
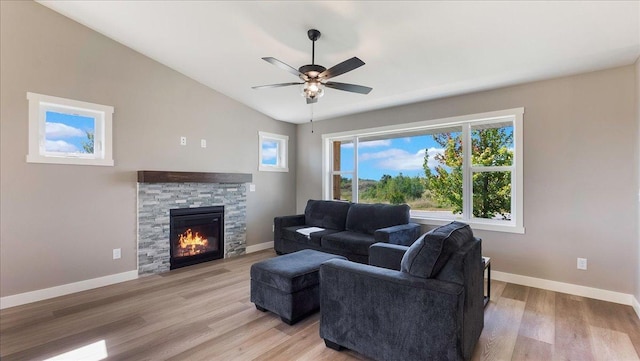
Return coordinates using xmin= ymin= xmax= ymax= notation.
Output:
xmin=1 ymin=250 xmax=639 ymax=361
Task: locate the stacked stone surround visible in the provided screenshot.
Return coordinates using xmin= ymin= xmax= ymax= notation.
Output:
xmin=137 ymin=182 xmax=247 ymax=275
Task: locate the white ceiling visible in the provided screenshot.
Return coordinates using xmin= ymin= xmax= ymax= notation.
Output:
xmin=39 ymin=1 xmax=640 ymax=124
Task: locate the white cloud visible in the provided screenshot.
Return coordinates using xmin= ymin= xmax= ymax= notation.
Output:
xmin=377 ymin=149 xmax=425 ymax=171
xmin=262 ymin=147 xmax=277 ymax=160
xmin=360 ymin=148 xmax=408 ymax=161
xmin=360 ymin=147 xmax=444 ymax=171
xmin=45 ymin=140 xmax=79 ymax=153
xmin=46 ymin=122 xmax=84 ymax=139
xmin=341 ymin=139 xmax=391 ymax=148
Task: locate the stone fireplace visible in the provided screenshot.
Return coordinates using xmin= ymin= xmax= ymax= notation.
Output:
xmin=137 ymin=171 xmax=252 ymax=275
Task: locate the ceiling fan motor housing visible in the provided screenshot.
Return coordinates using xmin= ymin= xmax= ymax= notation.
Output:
xmin=299 ymin=64 xmax=326 ymax=79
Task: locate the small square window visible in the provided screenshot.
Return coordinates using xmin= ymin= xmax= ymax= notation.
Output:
xmin=27 ymin=92 xmax=114 ymax=166
xmin=259 ymin=131 xmax=288 ymax=172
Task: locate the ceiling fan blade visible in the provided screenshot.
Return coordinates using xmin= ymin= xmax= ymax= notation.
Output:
xmin=325 ymin=81 xmax=372 ymax=94
xmin=252 ymin=82 xmax=303 ymax=90
xmin=262 ymin=57 xmax=308 ymax=80
xmin=318 ymin=57 xmax=365 ymax=80
xmin=306 ymin=97 xmax=318 ymax=104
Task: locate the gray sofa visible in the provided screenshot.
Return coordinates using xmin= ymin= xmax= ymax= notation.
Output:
xmin=319 ymin=221 xmax=484 ymax=361
xmin=274 ymin=199 xmax=422 ymax=263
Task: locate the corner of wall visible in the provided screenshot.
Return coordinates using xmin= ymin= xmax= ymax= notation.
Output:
xmin=636 ymin=56 xmax=640 ymax=306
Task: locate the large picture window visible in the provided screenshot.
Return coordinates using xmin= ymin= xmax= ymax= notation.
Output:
xmin=26 ymin=92 xmax=114 ymax=166
xmin=322 ymin=108 xmax=524 ymax=233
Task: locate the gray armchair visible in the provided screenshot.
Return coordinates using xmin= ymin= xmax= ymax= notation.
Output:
xmin=319 ymin=222 xmax=484 ymax=361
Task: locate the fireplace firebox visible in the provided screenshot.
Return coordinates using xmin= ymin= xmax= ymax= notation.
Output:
xmin=169 ymin=206 xmax=224 ymax=270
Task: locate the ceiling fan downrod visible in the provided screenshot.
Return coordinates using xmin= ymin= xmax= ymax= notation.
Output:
xmin=308 ymin=29 xmax=321 ymax=65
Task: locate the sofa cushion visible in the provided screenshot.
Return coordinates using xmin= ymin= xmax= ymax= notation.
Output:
xmin=304 ymin=200 xmax=351 ymax=230
xmin=400 ymin=221 xmax=474 ymax=278
xmin=345 ymin=203 xmax=410 ymax=235
xmin=321 ymin=231 xmax=377 ymax=256
xmin=282 ymin=226 xmax=342 ymax=247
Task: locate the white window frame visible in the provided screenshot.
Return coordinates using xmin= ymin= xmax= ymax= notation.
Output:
xmin=322 ymin=108 xmax=524 ymax=234
xmin=258 ymin=131 xmax=288 ymax=172
xmin=331 ymin=137 xmax=358 ymax=202
xmin=26 ymin=92 xmax=114 ymax=166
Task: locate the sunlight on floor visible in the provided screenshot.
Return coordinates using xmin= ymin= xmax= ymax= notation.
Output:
xmin=43 ymin=340 xmax=107 ymax=361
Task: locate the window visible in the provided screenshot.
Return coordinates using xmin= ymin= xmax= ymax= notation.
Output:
xmin=26 ymin=92 xmax=114 ymax=166
xmin=259 ymin=131 xmax=288 ymax=172
xmin=322 ymin=108 xmax=524 ymax=233
xmin=331 ymin=139 xmax=355 ymax=201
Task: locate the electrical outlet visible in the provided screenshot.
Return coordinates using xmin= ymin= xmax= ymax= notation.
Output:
xmin=577 ymin=257 xmax=587 ymax=270
xmin=113 ymin=248 xmax=121 ymax=260
xmin=180 ymin=136 xmax=187 ymax=146
xmin=249 ymin=184 xmax=256 ymax=192
xmin=201 ymin=139 xmax=207 ymax=148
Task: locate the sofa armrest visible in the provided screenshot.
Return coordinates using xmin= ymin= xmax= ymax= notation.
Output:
xmin=274 ymin=214 xmax=305 ymax=229
xmin=374 ymin=222 xmax=421 ymax=246
xmin=273 ymin=215 xmax=305 ymax=252
xmin=319 ymin=259 xmax=464 ymax=361
xmin=368 ymin=243 xmax=408 ymax=270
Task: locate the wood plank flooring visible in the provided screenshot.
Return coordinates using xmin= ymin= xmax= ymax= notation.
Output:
xmin=1 ymin=250 xmax=638 ymax=361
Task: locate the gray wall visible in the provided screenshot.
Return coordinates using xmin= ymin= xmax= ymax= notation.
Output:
xmin=297 ymin=65 xmax=638 ymax=295
xmin=636 ymin=57 xmax=640 ymax=304
xmin=0 ymin=1 xmax=296 ymax=298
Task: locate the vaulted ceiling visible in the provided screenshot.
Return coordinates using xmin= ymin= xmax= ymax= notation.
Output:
xmin=39 ymin=1 xmax=640 ymax=124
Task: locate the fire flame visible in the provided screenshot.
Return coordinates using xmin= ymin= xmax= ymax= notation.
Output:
xmin=178 ymin=228 xmax=208 ymax=251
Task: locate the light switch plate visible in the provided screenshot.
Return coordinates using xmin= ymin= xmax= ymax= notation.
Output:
xmin=577 ymin=257 xmax=587 ymax=270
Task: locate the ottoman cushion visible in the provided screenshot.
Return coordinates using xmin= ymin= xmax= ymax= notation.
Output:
xmin=250 ymin=249 xmax=346 ymax=324
xmin=251 ymin=249 xmax=344 ymax=293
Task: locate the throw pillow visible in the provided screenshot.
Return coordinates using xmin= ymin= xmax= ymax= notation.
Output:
xmin=400 ymin=221 xmax=473 ymax=278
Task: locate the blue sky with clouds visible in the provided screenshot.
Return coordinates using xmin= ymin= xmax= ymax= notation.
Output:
xmin=45 ymin=111 xmax=95 ymax=153
xmin=341 ymin=135 xmax=449 ymax=180
xmin=342 ymin=125 xmax=513 ymax=181
xmin=261 ymin=140 xmax=278 ymax=165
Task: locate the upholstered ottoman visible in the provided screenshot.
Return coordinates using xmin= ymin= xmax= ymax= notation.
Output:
xmin=250 ymin=249 xmax=346 ymax=325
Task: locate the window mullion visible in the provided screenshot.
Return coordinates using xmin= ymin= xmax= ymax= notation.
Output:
xmin=462 ymin=124 xmax=472 ymax=220
xmin=470 ymin=165 xmax=514 ymax=172
xmin=353 ymin=137 xmax=359 ymax=203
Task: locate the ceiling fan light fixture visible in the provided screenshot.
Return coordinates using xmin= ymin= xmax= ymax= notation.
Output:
xmin=302 ymin=80 xmax=324 ymax=99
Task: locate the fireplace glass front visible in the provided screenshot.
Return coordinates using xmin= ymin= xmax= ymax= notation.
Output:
xmin=169 ymin=206 xmax=224 ymax=270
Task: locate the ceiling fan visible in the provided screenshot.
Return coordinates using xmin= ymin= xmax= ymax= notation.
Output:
xmin=252 ymin=29 xmax=372 ymax=104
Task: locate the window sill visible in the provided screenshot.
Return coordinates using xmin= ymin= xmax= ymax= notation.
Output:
xmin=410 ymin=216 xmax=525 ymax=234
xmin=258 ymin=165 xmax=288 ymax=172
xmin=26 ymin=154 xmax=114 ymax=166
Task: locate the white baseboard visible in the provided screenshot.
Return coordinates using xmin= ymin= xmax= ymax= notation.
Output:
xmin=633 ymin=296 xmax=640 ymax=319
xmin=492 ymin=270 xmax=635 ymax=307
xmin=246 ymin=241 xmax=274 ymax=254
xmin=0 ymin=270 xmax=138 ymax=310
